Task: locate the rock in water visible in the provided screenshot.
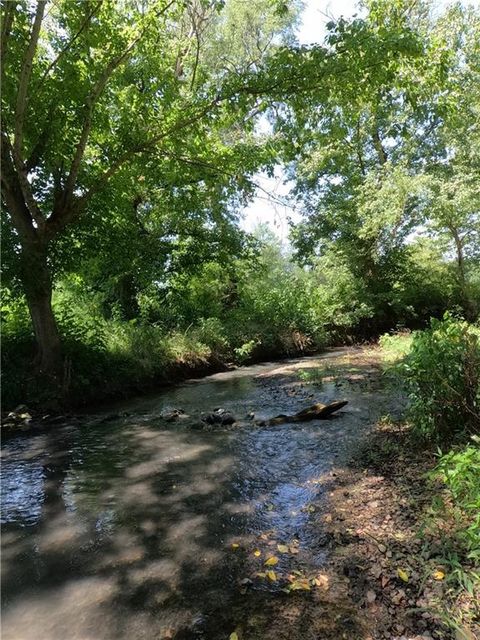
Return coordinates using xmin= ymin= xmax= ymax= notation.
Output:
xmin=201 ymin=408 xmax=236 ymax=426
xmin=162 ymin=409 xmax=188 ymax=422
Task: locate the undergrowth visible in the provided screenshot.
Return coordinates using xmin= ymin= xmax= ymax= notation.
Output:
xmin=379 ymin=320 xmax=480 ymax=634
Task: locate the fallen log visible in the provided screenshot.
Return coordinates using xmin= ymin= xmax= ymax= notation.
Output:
xmin=261 ymin=400 xmax=348 ymax=426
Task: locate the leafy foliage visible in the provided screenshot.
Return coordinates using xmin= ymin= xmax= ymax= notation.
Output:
xmin=2 ymin=0 xmax=480 ymax=407
xmin=429 ymin=440 xmax=480 ymax=563
xmin=401 ymin=315 xmax=480 ymax=442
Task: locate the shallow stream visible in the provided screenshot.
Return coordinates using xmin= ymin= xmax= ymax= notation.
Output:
xmin=1 ymin=349 xmax=391 ymax=640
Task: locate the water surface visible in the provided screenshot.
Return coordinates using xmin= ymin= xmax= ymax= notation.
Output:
xmin=1 ymin=351 xmax=388 ymax=640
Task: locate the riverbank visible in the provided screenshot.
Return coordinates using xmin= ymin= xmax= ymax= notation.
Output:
xmin=1 ymin=346 xmax=323 ymax=434
xmin=1 ymin=322 xmax=323 ymax=414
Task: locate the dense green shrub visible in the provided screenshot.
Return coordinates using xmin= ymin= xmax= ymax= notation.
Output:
xmin=429 ymin=440 xmax=480 ymax=563
xmin=401 ymin=315 xmax=480 ymax=442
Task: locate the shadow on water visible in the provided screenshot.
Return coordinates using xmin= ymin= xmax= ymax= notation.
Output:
xmin=1 ymin=350 xmax=391 ymax=640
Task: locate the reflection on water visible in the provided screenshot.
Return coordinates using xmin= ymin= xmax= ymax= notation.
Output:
xmin=1 ymin=353 xmax=385 ymax=640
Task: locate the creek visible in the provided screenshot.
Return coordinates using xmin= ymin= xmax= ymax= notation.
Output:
xmin=1 ymin=349 xmax=391 ymax=640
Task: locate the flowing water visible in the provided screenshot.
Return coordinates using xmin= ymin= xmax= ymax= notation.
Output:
xmin=1 ymin=349 xmax=392 ymax=640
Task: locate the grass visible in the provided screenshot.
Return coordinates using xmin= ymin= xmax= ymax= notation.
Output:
xmin=378 ymin=331 xmax=414 ymax=363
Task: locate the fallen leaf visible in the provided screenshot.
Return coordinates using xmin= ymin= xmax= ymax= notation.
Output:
xmin=366 ymin=589 xmax=376 ymax=603
xmin=253 ymin=550 xmax=261 ymax=557
xmin=266 ymin=570 xmax=277 ymax=581
xmin=312 ymin=574 xmax=329 ymax=589
xmin=371 ymin=564 xmax=382 ymax=579
xmin=229 ymin=634 xmax=238 ymax=640
xmin=239 ymin=578 xmax=252 ymax=586
xmin=432 ymin=570 xmax=445 ymax=581
xmin=277 ymin=544 xmax=289 ymax=553
xmin=265 ymin=556 xmax=279 ymax=566
xmin=231 ymin=543 xmax=239 ymax=549
xmin=397 ymin=568 xmax=409 ymax=583
xmin=256 ymin=572 xmax=266 ymax=578
xmin=289 ymin=578 xmax=311 ymax=591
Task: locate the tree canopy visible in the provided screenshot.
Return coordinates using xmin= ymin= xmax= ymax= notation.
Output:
xmin=1 ymin=0 xmax=479 ymax=405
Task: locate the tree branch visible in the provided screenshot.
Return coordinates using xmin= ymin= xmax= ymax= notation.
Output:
xmin=372 ymin=127 xmax=388 ymax=165
xmin=0 ymin=1 xmax=15 ymax=82
xmin=33 ymin=1 xmax=104 ymax=94
xmin=14 ymin=0 xmax=47 ymax=166
xmin=25 ymin=102 xmax=56 ymax=172
xmin=62 ymin=34 xmax=144 ymax=209
xmin=3 ymin=131 xmax=46 ymax=230
xmin=1 ymin=132 xmax=37 ymax=243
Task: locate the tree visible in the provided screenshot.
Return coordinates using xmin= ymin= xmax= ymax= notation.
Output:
xmin=0 ymin=0 xmax=297 ymax=377
xmin=283 ymin=0 xmax=479 ymax=326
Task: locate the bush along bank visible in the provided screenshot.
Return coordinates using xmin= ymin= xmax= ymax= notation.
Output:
xmin=365 ymin=317 xmax=480 ymax=636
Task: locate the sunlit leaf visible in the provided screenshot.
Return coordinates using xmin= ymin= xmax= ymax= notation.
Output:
xmin=312 ymin=574 xmax=329 ymax=589
xmin=265 ymin=556 xmax=279 ymax=566
xmin=289 ymin=578 xmax=311 ymax=591
xmin=397 ymin=568 xmax=409 ymax=582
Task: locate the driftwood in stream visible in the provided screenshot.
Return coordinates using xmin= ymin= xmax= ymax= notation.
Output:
xmin=260 ymin=400 xmax=348 ymax=426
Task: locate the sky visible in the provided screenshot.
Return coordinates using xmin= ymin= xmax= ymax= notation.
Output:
xmin=240 ymin=0 xmax=479 ymax=241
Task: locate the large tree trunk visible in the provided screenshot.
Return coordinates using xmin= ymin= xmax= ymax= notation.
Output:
xmin=20 ymin=239 xmax=63 ymax=375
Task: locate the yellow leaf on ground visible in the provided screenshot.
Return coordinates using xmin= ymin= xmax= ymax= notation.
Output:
xmin=433 ymin=570 xmax=445 ymax=581
xmin=397 ymin=568 xmax=409 ymax=582
xmin=256 ymin=572 xmax=266 ymax=578
xmin=289 ymin=579 xmax=311 ymax=591
xmin=253 ymin=549 xmax=261 ymax=557
xmin=231 ymin=543 xmax=239 ymax=549
xmin=265 ymin=556 xmax=279 ymax=566
xmin=277 ymin=544 xmax=289 ymax=553
xmin=229 ymin=633 xmax=239 ymax=640
xmin=266 ymin=570 xmax=277 ymax=581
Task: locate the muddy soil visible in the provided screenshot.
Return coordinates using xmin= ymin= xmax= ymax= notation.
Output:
xmin=0 ymin=347 xmax=458 ymax=640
